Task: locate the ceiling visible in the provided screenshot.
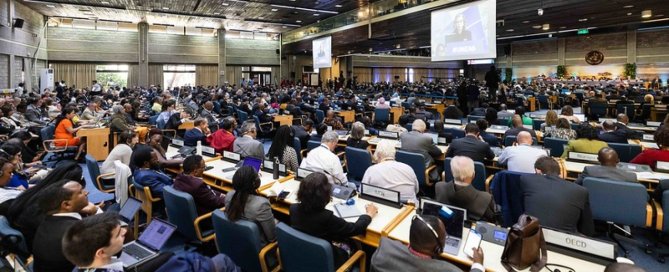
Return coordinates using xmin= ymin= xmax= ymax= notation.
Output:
xmin=282 ymin=0 xmax=669 ymax=55
xmin=21 ymin=0 xmax=380 ymax=33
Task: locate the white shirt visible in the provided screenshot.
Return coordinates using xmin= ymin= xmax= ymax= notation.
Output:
xmin=299 ymin=144 xmax=348 ymax=185
xmin=361 ymin=160 xmax=418 ymax=203
xmin=101 ymin=144 xmax=133 ymax=174
xmin=497 ymin=144 xmax=548 ymax=173
xmin=0 ymin=187 xmax=22 ymax=204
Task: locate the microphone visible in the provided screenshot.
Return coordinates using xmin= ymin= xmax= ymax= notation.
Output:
xmin=323 ymin=169 xmax=346 ymax=186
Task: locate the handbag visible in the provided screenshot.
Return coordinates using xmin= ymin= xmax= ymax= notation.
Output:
xmin=500 ymin=214 xmax=547 ymax=272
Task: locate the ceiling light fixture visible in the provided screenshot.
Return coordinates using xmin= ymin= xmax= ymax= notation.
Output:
xmin=270 ymin=4 xmax=338 ymax=14
xmin=101 ymin=1 xmax=109 ymax=4
xmin=532 ymin=25 xmax=542 ymax=29
xmin=506 ymin=29 xmax=514 ymax=32
xmin=46 ymin=4 xmax=55 ymax=8
xmin=162 ymin=7 xmax=169 ymax=10
xmin=296 ymin=20 xmax=302 ymax=23
xmin=627 ymin=12 xmax=633 ymax=16
xmin=335 ymin=5 xmax=342 ymax=8
xmin=522 ymin=20 xmax=530 ymax=23
xmin=222 ymin=3 xmax=229 ymax=6
xmin=623 ymin=5 xmax=634 ymax=8
xmin=271 ymin=8 xmax=278 ymax=11
xmin=578 ymin=18 xmax=588 ymax=22
xmin=542 ymin=23 xmax=550 ymax=30
xmin=642 ymin=10 xmax=653 ymax=18
xmin=313 ymin=13 xmax=319 ymax=16
xmin=537 ymin=8 xmax=544 ymax=16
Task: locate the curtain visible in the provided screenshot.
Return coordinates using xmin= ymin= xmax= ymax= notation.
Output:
xmin=196 ymin=65 xmax=218 ymax=87
xmin=353 ymin=67 xmax=372 ymax=83
xmin=51 ymin=63 xmax=96 ymax=90
xmin=127 ymin=64 xmax=139 ymax=87
xmin=148 ymin=65 xmax=164 ymax=87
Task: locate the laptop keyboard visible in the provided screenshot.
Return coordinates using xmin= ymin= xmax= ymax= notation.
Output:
xmin=124 ymin=243 xmax=153 ymax=259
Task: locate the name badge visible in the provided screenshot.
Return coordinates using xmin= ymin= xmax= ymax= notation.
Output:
xmin=201 ymin=145 xmax=215 ymax=155
xmin=543 ymin=228 xmax=616 ymax=260
xmin=360 ymin=183 xmax=400 ymax=204
xmin=643 ymin=134 xmax=654 ymax=141
xmin=647 ymin=121 xmax=661 ymax=127
xmin=568 ymin=152 xmax=598 ymax=162
xmin=297 ymin=168 xmax=314 ymax=179
xmin=444 ymin=118 xmax=462 ymax=125
xmin=263 ymin=160 xmax=286 ymax=173
xmin=656 ymin=161 xmax=669 ymax=172
xmin=522 ymin=124 xmax=533 ymax=130
xmin=438 ymin=137 xmax=447 ymax=144
xmin=379 ymin=131 xmax=398 ymax=139
xmin=171 ymin=139 xmax=184 ymax=147
xmin=491 ymin=125 xmax=509 ymax=130
xmin=222 ymin=151 xmax=241 ymax=162
xmin=364 ymin=129 xmax=370 ymax=136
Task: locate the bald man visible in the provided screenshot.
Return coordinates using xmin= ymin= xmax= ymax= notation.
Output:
xmin=503 ymin=114 xmax=537 ymax=140
xmin=614 ymin=113 xmax=642 ymax=140
xmin=575 ymin=147 xmax=637 ymax=185
xmin=598 ymin=120 xmax=627 ymax=143
xmin=372 ymin=214 xmax=484 ymax=272
xmin=498 ymin=131 xmax=547 ymax=173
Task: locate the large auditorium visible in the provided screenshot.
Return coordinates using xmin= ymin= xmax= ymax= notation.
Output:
xmin=1 ymin=0 xmax=668 ymax=271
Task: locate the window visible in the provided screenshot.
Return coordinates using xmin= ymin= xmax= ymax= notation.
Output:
xmin=163 ymin=65 xmax=196 ymax=88
xmin=406 ymin=68 xmax=414 ymax=83
xmin=96 ymin=64 xmax=129 ymax=88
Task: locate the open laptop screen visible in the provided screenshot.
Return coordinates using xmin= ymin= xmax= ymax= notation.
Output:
xmin=138 ymin=218 xmax=176 ymax=251
xmin=420 ymin=199 xmax=466 ymax=239
xmin=241 ymin=157 xmax=262 ymax=173
xmin=119 ymin=197 xmax=142 ymax=222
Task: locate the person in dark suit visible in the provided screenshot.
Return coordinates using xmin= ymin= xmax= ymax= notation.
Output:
xmin=32 ymin=180 xmax=100 ymax=272
xmin=165 ymin=109 xmax=191 ymax=131
xmin=598 ymin=120 xmax=627 ymax=143
xmin=290 ymin=172 xmax=378 ymax=267
xmin=476 ymin=119 xmax=499 ymax=147
xmin=184 ymin=118 xmax=211 ymax=146
xmin=503 ymin=115 xmax=537 ymax=140
xmin=292 ymin=119 xmax=313 ymax=150
xmin=520 ymin=156 xmax=595 ymax=236
xmin=614 ymin=113 xmax=642 ymax=140
xmin=174 ymin=155 xmax=226 ymax=215
xmin=400 ymin=119 xmax=444 ymax=181
xmin=445 ymin=123 xmax=494 ymax=163
xmin=576 ymin=147 xmax=637 ymax=185
xmin=435 ymin=156 xmax=496 ymax=222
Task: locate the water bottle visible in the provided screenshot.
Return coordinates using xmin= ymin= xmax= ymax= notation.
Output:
xmin=273 ymin=156 xmax=280 ymax=180
xmin=196 ymin=141 xmax=203 ymax=156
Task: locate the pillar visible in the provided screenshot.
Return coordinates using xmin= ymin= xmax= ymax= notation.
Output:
xmin=138 ymin=22 xmax=149 ymax=87
xmin=627 ymin=30 xmax=637 ymax=64
xmin=217 ymin=28 xmax=226 ymax=86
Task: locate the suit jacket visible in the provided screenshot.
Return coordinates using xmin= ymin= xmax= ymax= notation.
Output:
xmin=598 ymin=131 xmax=627 ymax=143
xmin=292 ymin=125 xmax=311 ymax=149
xmin=575 ymin=165 xmax=637 ymax=185
xmin=400 ymin=131 xmax=443 ymax=166
xmin=503 ymin=127 xmax=537 ymax=140
xmin=224 ymin=191 xmax=276 ymax=246
xmin=134 ymin=169 xmax=173 ymax=198
xmin=614 ymin=123 xmax=642 ymax=140
xmin=200 ymin=109 xmax=217 ymax=125
xmin=445 ymin=135 xmax=494 ymax=163
xmin=184 ymin=128 xmax=206 ymax=146
xmin=520 ymin=174 xmax=594 ymax=236
xmin=435 ymin=181 xmax=496 ymax=222
xmin=173 ymin=174 xmax=226 ymax=215
xmin=289 ymin=204 xmax=371 ymax=243
xmin=371 ymin=237 xmax=481 ymax=272
xmin=32 ymin=215 xmax=78 ymax=272
xmin=165 ymin=113 xmax=183 ymax=130
xmin=233 ymin=136 xmax=265 ymax=159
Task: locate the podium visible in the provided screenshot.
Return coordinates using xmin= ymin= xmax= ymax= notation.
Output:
xmin=77 ymin=127 xmax=110 ymax=161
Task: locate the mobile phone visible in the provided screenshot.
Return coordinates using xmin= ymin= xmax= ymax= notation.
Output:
xmin=222 ymin=167 xmax=237 ymax=172
xmin=204 ymin=166 xmax=214 ymax=171
xmin=464 ymin=229 xmax=482 ymax=258
xmin=277 ymin=190 xmax=290 ymax=200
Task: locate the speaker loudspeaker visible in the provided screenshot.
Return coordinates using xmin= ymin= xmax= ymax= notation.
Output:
xmin=13 ymin=19 xmax=24 ymax=29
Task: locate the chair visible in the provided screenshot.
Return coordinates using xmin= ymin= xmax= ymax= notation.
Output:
xmin=443 ymin=158 xmax=488 ymax=191
xmin=589 ymin=103 xmax=608 ymax=120
xmin=41 ymin=124 xmax=77 ymax=160
xmin=212 ymin=210 xmax=279 ymax=272
xmin=130 ymin=177 xmax=161 ymax=227
xmin=582 ymin=177 xmax=652 ymax=257
xmin=162 ymin=186 xmax=215 ymax=243
xmin=276 ymin=223 xmax=366 ymax=272
xmin=373 ymin=108 xmax=390 ymax=127
xmin=468 ymin=115 xmax=484 ymax=123
xmin=532 ymin=119 xmax=545 ymax=131
xmin=293 ymin=137 xmax=303 ymax=164
xmin=656 ymin=189 xmax=669 ymax=262
xmin=157 ymin=116 xmax=167 ymax=129
xmin=148 ymin=115 xmax=159 ymax=126
xmin=345 ymin=147 xmax=373 ymax=185
xmin=254 ymin=115 xmax=274 ymax=139
xmin=543 ymin=137 xmax=569 ymax=157
xmin=84 ymin=154 xmax=115 ymax=193
xmin=396 ymin=150 xmax=436 ymax=187
xmin=444 ymin=128 xmax=465 ymax=139
xmin=617 ymin=104 xmax=636 ymax=121
xmin=315 ymin=110 xmax=325 ymax=124
xmin=537 ymin=95 xmax=551 ymax=110
xmin=608 ymin=143 xmax=642 ymax=163
xmin=503 ymin=136 xmax=537 ymax=147
xmin=0 ymin=216 xmax=29 ymax=261
xmin=237 ymin=110 xmax=249 ymax=122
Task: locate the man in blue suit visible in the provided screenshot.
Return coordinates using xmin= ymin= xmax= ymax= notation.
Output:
xmin=184 ymin=118 xmax=211 ymax=146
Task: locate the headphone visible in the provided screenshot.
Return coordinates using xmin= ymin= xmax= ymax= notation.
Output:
xmin=413 ymin=215 xmax=443 ymax=255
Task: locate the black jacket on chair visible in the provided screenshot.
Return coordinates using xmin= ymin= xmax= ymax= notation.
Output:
xmin=520 ymin=174 xmax=595 ymax=236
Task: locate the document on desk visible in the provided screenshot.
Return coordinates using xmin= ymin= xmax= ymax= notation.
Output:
xmin=636 ymin=171 xmax=666 ymax=180
xmin=334 ymin=203 xmax=363 ymax=218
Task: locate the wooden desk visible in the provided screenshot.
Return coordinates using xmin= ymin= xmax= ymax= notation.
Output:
xmin=336 ymin=110 xmax=356 ymax=123
xmin=178 ymin=120 xmax=194 ymax=130
xmin=390 ymin=107 xmax=404 ymax=124
xmin=628 ymin=139 xmax=659 ymax=150
xmin=388 ymin=210 xmax=606 ymax=272
xmin=260 ymin=178 xmax=413 ymax=247
xmin=77 ymin=127 xmax=110 ymax=161
xmin=273 ymin=115 xmax=293 ymax=127
xmin=202 ymin=159 xmax=292 ymax=193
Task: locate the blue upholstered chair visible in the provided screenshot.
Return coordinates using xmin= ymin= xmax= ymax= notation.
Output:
xmin=443 ymin=157 xmax=488 ymax=191
xmin=345 ymin=147 xmax=373 ymax=185
xmin=583 ymin=177 xmax=652 ymax=257
xmin=84 ymin=154 xmax=115 ymax=193
xmin=608 ymin=143 xmax=642 ymax=163
xmin=275 ymin=223 xmax=366 ymax=272
xmin=543 ymin=137 xmax=569 ymax=157
xmin=396 ymin=150 xmax=435 ymax=187
xmin=162 ymin=186 xmax=215 ymax=243
xmin=212 ymin=210 xmax=278 ymax=272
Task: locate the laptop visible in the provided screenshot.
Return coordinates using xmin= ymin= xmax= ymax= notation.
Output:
xmin=118 ymin=197 xmax=142 ymax=223
xmin=223 ymin=157 xmax=263 ymax=180
xmin=419 ymin=198 xmax=467 ymax=255
xmin=119 ymin=218 xmax=177 ymax=268
xmin=426 ymin=133 xmax=439 ymax=145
